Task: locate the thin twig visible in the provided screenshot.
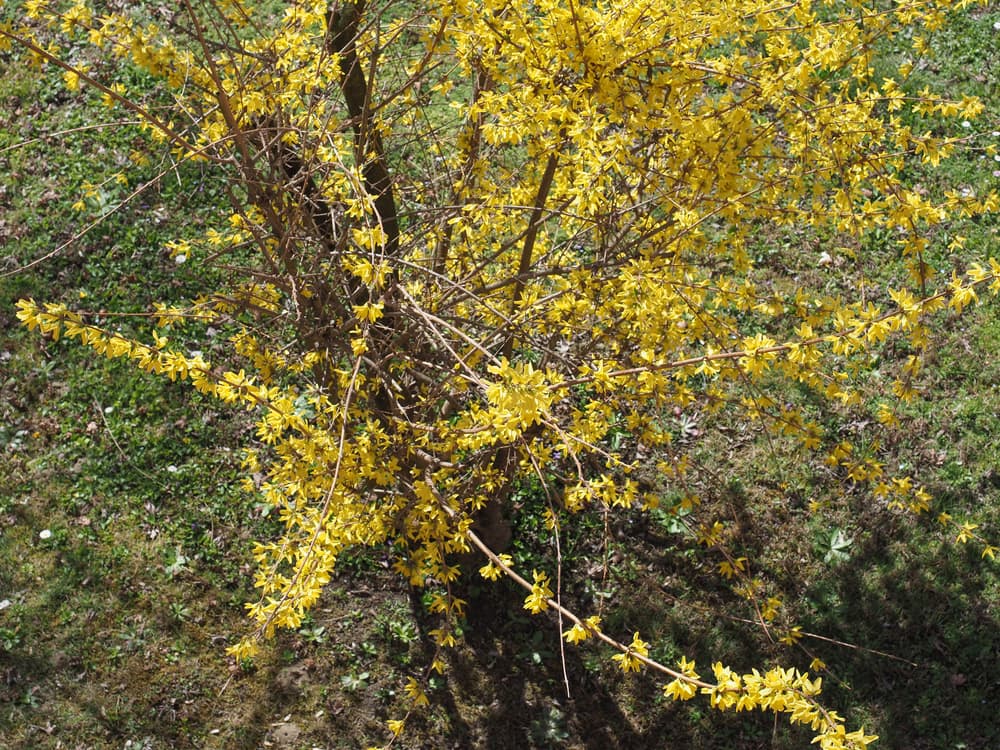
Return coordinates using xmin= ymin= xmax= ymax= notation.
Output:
xmin=94 ymin=400 xmax=169 ymax=489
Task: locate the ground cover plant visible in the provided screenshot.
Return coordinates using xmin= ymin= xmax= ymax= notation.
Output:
xmin=1 ymin=0 xmax=999 ymax=748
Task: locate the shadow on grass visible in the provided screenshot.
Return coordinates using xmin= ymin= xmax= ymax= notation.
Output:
xmin=412 ymin=578 xmax=800 ymax=750
xmin=806 ymin=522 xmax=1000 ymax=750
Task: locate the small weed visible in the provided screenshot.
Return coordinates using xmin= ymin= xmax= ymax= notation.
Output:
xmin=298 ymin=624 xmax=327 ymax=645
xmin=0 ymin=625 xmax=22 ymax=651
xmin=20 ymin=687 xmax=41 ymax=708
xmin=516 ymin=630 xmax=553 ymax=666
xmin=164 ymin=644 xmax=186 ymax=664
xmin=340 ymin=671 xmax=370 ymax=693
xmin=117 ymin=622 xmax=147 ymax=654
xmin=163 ymin=546 xmax=190 ymax=579
xmin=168 ymin=601 xmax=191 ymax=624
xmin=822 ymin=528 xmax=854 ymax=565
xmin=529 ymin=705 xmax=569 ymax=746
xmin=376 ymin=615 xmax=418 ymax=646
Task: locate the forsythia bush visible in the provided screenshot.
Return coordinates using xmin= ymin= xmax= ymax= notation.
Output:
xmin=4 ymin=0 xmax=999 ymax=746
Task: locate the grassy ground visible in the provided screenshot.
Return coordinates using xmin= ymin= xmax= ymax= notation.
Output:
xmin=2 ymin=3 xmax=1000 ymax=750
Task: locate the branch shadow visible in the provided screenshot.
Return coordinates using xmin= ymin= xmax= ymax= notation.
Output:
xmin=804 ymin=521 xmax=1000 ymax=750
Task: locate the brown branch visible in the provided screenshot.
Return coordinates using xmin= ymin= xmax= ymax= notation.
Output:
xmin=326 ymin=0 xmax=399 ymax=259
xmin=502 ymin=149 xmax=561 ymax=360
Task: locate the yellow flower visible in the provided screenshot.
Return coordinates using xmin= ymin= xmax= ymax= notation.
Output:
xmin=523 ymin=571 xmax=553 ymax=614
xmin=404 ymin=677 xmax=430 ymax=707
xmin=225 ymin=638 xmax=260 ymax=662
xmin=678 ymin=656 xmax=699 ymax=678
xmin=779 ymin=626 xmax=803 ymax=646
xmin=479 ymin=561 xmax=503 ymax=581
xmin=611 ymin=632 xmax=649 ymax=673
xmin=563 ymin=616 xmax=601 ymax=644
xmin=663 ymin=678 xmax=698 ymax=701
